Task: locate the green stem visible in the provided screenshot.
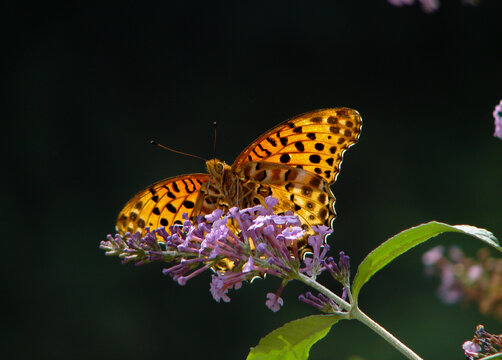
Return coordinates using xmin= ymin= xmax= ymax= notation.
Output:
xmin=298 ymin=273 xmax=423 ymax=360
xmin=351 ymin=307 xmax=423 ymax=360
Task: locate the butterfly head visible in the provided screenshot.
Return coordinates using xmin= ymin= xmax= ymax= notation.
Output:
xmin=206 ymin=158 xmax=230 ymax=182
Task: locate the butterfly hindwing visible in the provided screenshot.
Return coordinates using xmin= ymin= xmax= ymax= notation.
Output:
xmin=232 ymin=108 xmax=362 ymax=184
xmin=116 ymin=174 xmax=209 ymax=236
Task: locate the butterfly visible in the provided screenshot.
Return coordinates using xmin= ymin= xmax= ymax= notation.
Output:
xmin=116 ymin=108 xmax=362 ymax=257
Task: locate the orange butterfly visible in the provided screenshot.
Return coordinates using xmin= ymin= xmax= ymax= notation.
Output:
xmin=116 ymin=108 xmax=362 ymax=253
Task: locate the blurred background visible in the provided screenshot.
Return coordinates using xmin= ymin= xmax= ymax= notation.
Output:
xmin=5 ymin=1 xmax=502 ymax=359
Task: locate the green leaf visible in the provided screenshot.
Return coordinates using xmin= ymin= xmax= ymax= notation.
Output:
xmin=479 ymin=353 xmax=502 ymax=360
xmin=247 ymin=314 xmax=343 ymax=360
xmin=352 ymin=221 xmax=500 ymax=301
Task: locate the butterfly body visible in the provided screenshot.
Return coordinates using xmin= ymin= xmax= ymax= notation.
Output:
xmin=197 ymin=159 xmax=241 ymax=214
xmin=116 ymin=108 xmax=362 ymax=250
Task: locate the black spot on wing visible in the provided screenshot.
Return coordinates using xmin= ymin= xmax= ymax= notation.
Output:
xmin=327 ymin=116 xmax=338 ymax=124
xmin=252 ymin=148 xmax=265 ymax=159
xmin=280 ymin=154 xmax=291 ymax=163
xmin=309 ymin=154 xmax=321 ymax=164
xmin=266 ymin=137 xmax=277 ymax=147
xmin=258 ymin=144 xmax=271 ymax=156
xmin=294 ymin=142 xmax=305 ymax=151
xmin=165 ymin=188 xmax=176 ymax=199
xmin=181 ymin=179 xmax=193 ymax=193
xmin=285 ymin=182 xmax=293 ymax=191
xmin=183 ymin=200 xmax=195 ymax=209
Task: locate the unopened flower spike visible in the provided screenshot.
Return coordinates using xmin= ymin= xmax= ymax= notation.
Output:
xmin=100 ymin=228 xmax=167 ymax=265
xmin=323 ymin=251 xmax=351 ymax=286
xmin=298 ymin=291 xmax=344 ymax=314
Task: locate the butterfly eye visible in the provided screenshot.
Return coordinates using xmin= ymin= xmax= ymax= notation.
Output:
xmin=215 ymin=163 xmax=224 ymax=173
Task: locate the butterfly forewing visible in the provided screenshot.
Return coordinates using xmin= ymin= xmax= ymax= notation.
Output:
xmin=116 ymin=174 xmax=209 ymax=237
xmin=232 ymin=108 xmax=362 ymax=184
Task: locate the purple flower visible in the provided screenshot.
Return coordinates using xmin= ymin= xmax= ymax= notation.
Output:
xmin=422 ymin=245 xmax=444 ymax=265
xmin=388 ymin=0 xmax=439 ymax=13
xmin=467 ymin=265 xmax=482 ymax=281
xmin=210 ymin=273 xmax=243 ymax=303
xmin=388 ymin=0 xmax=414 ymax=5
xmin=494 ymin=100 xmax=502 ymax=140
xmin=300 ymin=225 xmax=333 ymax=277
xmin=462 ymin=341 xmax=481 ymax=359
xmin=438 ymin=268 xmax=463 ymax=303
xmin=265 ymin=292 xmax=284 ymax=312
xmin=205 ymin=208 xmax=224 ymax=222
xmin=101 ymin=196 xmax=334 ymax=312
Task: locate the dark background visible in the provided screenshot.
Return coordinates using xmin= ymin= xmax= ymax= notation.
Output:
xmin=5 ymin=1 xmax=502 ymax=359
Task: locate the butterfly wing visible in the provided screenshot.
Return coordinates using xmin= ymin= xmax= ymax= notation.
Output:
xmin=237 ymin=162 xmax=335 ymax=256
xmin=232 ymin=108 xmax=362 ymax=184
xmin=239 ymin=162 xmax=335 ymax=225
xmin=232 ymin=108 xmax=361 ymax=243
xmin=116 ymin=174 xmax=210 ymax=236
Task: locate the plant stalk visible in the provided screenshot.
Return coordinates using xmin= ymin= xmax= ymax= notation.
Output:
xmin=351 ymin=307 xmax=423 ymax=360
xmin=298 ymin=273 xmax=423 ymax=360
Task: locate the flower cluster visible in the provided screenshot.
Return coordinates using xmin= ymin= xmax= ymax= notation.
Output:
xmin=388 ymin=0 xmax=439 ymax=13
xmin=101 ymin=196 xmax=335 ymax=312
xmin=422 ymin=246 xmax=502 ymax=320
xmin=298 ymin=251 xmax=351 ymax=313
xmin=462 ymin=325 xmax=501 ymax=359
xmin=494 ymin=99 xmax=502 ymax=140
xmin=388 ymin=0 xmax=479 ymax=13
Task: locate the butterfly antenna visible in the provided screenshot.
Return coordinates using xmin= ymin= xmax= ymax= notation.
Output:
xmin=150 ymin=140 xmax=207 ymax=162
xmin=212 ymin=121 xmax=217 ymax=157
